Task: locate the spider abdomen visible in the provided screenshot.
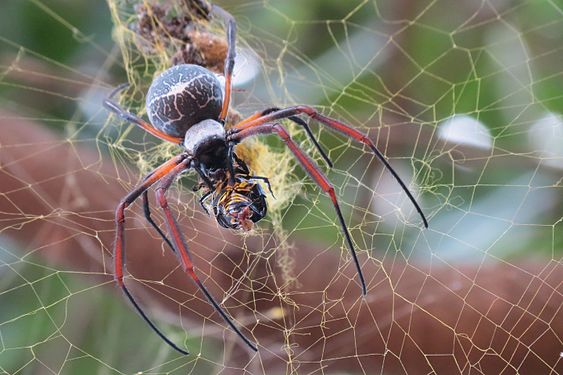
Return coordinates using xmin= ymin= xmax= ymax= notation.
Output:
xmin=146 ymin=64 xmax=223 ymax=138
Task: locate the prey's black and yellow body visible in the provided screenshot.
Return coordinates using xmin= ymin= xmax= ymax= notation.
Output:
xmin=196 ymin=158 xmax=268 ymax=231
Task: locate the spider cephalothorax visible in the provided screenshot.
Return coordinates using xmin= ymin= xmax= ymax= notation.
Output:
xmin=104 ymin=3 xmax=428 ymax=356
xmin=143 ymin=63 xmax=268 ymax=231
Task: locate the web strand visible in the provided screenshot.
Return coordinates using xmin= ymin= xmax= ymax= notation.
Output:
xmin=0 ymin=0 xmax=561 ymax=374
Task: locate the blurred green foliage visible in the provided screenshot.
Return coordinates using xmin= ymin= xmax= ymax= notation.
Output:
xmin=0 ymin=0 xmax=561 ymax=374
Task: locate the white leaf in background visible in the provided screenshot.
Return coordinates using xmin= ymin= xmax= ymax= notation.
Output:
xmin=528 ymin=112 xmax=563 ymax=170
xmin=438 ymin=115 xmax=492 ymax=150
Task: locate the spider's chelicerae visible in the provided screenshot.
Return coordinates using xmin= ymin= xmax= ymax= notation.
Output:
xmin=104 ymin=4 xmax=428 ymax=355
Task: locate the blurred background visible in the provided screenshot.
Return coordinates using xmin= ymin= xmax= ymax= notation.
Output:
xmin=0 ymin=0 xmax=561 ymax=374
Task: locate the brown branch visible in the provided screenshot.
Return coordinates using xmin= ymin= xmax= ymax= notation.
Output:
xmin=0 ymin=111 xmax=560 ymax=374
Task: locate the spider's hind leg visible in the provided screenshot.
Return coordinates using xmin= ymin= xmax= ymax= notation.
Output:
xmin=233 ymin=106 xmax=428 ymax=228
xmin=155 ymin=162 xmax=258 ymax=352
xmin=113 ymin=154 xmax=191 ymax=355
xmin=142 ymin=190 xmax=176 ymax=253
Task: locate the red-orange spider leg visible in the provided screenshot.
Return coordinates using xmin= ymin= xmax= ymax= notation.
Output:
xmin=234 ymin=107 xmax=333 ymax=167
xmin=212 ymin=5 xmax=237 ymax=122
xmin=104 ymin=84 xmax=183 ymax=144
xmin=114 ymin=154 xmax=190 ymax=355
xmin=155 ymin=162 xmax=258 ymax=352
xmin=233 ymin=106 xmax=428 ymax=228
xmin=228 ymin=123 xmax=368 ymax=295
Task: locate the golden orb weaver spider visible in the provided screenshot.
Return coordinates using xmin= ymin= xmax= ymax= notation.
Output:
xmin=104 ymin=4 xmax=428 ymax=355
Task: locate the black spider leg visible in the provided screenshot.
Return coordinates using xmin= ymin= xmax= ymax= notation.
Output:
xmin=115 ymin=154 xmax=191 ymax=355
xmin=228 ymin=124 xmax=367 ymax=295
xmin=107 ymin=82 xmax=129 ymax=101
xmin=251 ymin=108 xmax=333 ymax=168
xmin=155 ymin=161 xmax=258 ymax=352
xmin=142 ymin=190 xmax=177 ymax=253
xmin=283 ymin=114 xmax=333 ymax=168
xmin=138 ymin=170 xmax=177 ymax=253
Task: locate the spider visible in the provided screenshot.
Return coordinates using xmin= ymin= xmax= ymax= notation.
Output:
xmin=104 ymin=4 xmax=428 ymax=355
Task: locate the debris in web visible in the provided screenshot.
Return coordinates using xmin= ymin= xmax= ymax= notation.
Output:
xmin=130 ymin=0 xmax=227 ymax=74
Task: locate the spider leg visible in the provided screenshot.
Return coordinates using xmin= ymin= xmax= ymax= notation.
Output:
xmin=233 ymin=106 xmax=428 ymax=228
xmin=155 ymin=164 xmax=258 ymax=352
xmin=212 ymin=4 xmax=236 ymax=122
xmin=114 ymin=154 xmax=190 ymax=355
xmin=288 ymin=114 xmax=333 ymax=168
xmin=142 ymin=190 xmax=176 ymax=252
xmin=228 ymin=124 xmax=368 ymax=295
xmin=237 ymin=108 xmax=333 ymax=168
xmin=104 ymin=84 xmax=183 ymax=144
xmin=138 ymin=167 xmax=177 ymax=253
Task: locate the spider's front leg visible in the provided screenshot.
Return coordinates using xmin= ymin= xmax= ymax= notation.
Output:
xmin=227 ymin=124 xmax=368 ymax=295
xmin=212 ymin=4 xmax=237 ymax=122
xmin=233 ymin=106 xmax=428 ymax=228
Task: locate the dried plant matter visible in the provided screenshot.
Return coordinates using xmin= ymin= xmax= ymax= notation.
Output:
xmin=130 ymin=0 xmax=226 ymax=73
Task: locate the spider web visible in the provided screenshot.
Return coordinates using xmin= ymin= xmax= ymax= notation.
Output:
xmin=0 ymin=0 xmax=561 ymax=374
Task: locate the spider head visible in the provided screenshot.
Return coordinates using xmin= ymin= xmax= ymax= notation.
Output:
xmin=214 ymin=180 xmax=267 ymax=231
xmin=183 ymin=119 xmax=228 ymax=170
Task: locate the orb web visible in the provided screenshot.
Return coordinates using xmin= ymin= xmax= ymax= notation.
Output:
xmin=0 ymin=1 xmax=561 ymax=374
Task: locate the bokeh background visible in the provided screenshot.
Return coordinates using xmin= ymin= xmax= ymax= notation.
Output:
xmin=0 ymin=0 xmax=561 ymax=374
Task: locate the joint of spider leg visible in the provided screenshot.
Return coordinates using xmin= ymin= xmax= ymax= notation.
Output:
xmin=108 ymin=82 xmax=130 ymax=100
xmin=115 ymin=206 xmax=126 ymax=224
xmin=225 ymin=128 xmax=240 ymax=141
xmin=155 ymin=188 xmax=169 ymax=210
